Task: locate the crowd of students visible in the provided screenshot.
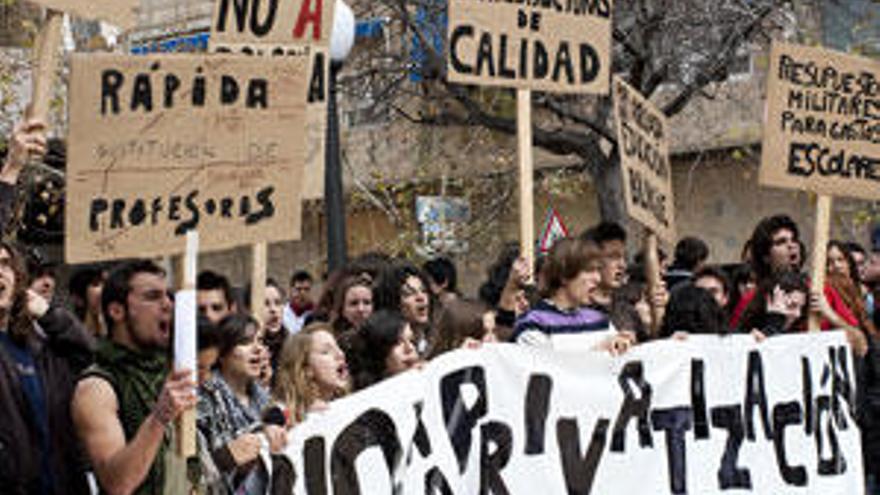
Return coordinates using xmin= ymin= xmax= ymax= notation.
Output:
xmin=3 ymin=120 xmax=880 ymax=494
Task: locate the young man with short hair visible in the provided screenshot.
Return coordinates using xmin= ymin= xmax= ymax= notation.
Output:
xmin=283 ymin=270 xmax=314 ymax=333
xmin=581 ymin=222 xmax=669 ymax=336
xmin=693 ymin=266 xmax=731 ymax=310
xmin=197 ymin=270 xmax=235 ymax=325
xmin=72 ymin=260 xmax=196 ymax=495
xmin=580 ymin=222 xmax=628 ymax=312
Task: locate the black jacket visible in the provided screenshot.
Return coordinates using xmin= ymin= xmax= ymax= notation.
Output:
xmin=859 ymin=335 xmax=880 ymax=476
xmin=0 ymin=306 xmax=95 ymax=495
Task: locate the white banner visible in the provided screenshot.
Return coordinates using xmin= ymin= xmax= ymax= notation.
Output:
xmin=283 ymin=332 xmax=863 ymax=494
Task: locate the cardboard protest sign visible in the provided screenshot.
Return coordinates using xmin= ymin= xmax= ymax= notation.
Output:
xmin=447 ymin=0 xmax=612 ymax=94
xmin=28 ymin=0 xmax=139 ymax=28
xmin=210 ymin=0 xmax=333 ymax=200
xmin=210 ymin=0 xmax=333 ymax=49
xmin=760 ymin=41 xmax=880 ymax=200
xmin=613 ymin=76 xmax=676 ymax=243
xmin=66 ymin=54 xmax=308 ymax=263
xmin=283 ymin=332 xmax=862 ymax=493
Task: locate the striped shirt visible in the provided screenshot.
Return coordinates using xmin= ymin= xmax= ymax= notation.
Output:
xmin=512 ymin=300 xmax=613 ymax=349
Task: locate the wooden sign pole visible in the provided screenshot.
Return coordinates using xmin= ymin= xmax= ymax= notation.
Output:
xmin=643 ymin=229 xmax=663 ymax=337
xmin=808 ymin=194 xmax=832 ymax=332
xmin=26 ymin=10 xmax=64 ymax=123
xmin=517 ymin=89 xmax=535 ymax=280
xmin=175 ymin=233 xmax=198 ymax=457
xmin=251 ymin=242 xmax=268 ymax=325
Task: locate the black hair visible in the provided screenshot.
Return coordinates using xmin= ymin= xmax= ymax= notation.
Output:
xmin=197 ymin=316 xmax=219 ymax=352
xmin=728 ymin=263 xmax=755 ymax=313
xmin=478 ymin=242 xmax=520 ymax=307
xmin=290 ymin=270 xmax=313 ymax=286
xmin=102 ymin=259 xmax=166 ymax=335
xmin=738 ymin=270 xmax=809 ymax=334
xmin=580 ymin=221 xmax=627 ymax=246
xmin=215 ymin=313 xmax=258 ymax=359
xmin=660 ymin=285 xmax=727 ymax=338
xmin=749 ymin=214 xmax=799 ymax=281
xmin=423 ymin=256 xmax=458 ymax=294
xmin=672 ymin=237 xmax=709 ymax=271
xmin=373 ymin=260 xmax=431 ymax=315
xmin=68 ymin=264 xmax=106 ymax=319
xmin=610 ymin=280 xmax=649 ymax=342
xmin=24 ymin=247 xmax=56 ymax=281
xmin=197 ymin=270 xmax=233 ymax=308
xmin=693 ymin=266 xmax=732 ymax=299
xmin=347 ymin=310 xmax=407 ymax=391
xmin=847 ymin=241 xmax=867 ymax=257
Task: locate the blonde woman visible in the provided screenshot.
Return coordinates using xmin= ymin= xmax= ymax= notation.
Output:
xmin=273 ymin=323 xmax=351 ymax=425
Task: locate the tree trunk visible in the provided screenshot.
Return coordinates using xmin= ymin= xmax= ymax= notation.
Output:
xmin=590 ymin=155 xmax=628 ymax=226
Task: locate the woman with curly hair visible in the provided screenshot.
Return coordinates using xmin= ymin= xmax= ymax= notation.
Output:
xmin=346 ymin=310 xmax=421 ymax=391
xmin=373 ymin=261 xmax=433 ymax=354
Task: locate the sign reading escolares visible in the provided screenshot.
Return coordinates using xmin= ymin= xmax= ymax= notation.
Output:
xmin=760 ymin=41 xmax=880 ymax=200
xmin=447 ymin=0 xmax=612 ymax=94
xmin=66 ymin=54 xmax=308 ymax=263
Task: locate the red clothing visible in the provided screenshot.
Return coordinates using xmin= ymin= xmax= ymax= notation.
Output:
xmin=730 ymin=283 xmax=858 ymax=330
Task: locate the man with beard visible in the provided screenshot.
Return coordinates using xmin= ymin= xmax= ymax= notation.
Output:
xmin=0 ymin=240 xmax=95 ymax=494
xmin=72 ymin=260 xmax=196 ymax=494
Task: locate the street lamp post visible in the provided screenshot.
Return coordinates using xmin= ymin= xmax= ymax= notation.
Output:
xmin=325 ymin=0 xmax=355 ymax=273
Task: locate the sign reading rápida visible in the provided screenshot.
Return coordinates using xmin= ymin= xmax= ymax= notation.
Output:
xmin=447 ymin=0 xmax=612 ymax=94
xmin=66 ymin=54 xmax=308 ymax=263
xmin=760 ymin=41 xmax=880 ymax=200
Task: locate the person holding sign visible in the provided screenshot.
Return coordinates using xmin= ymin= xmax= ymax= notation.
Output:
xmin=0 ymin=241 xmax=94 ymax=495
xmin=197 ymin=314 xmax=287 ymax=494
xmin=1 ymin=119 xmax=47 ymax=231
xmin=732 ymin=215 xmax=868 ymax=355
xmin=72 ymin=260 xmax=195 ymax=495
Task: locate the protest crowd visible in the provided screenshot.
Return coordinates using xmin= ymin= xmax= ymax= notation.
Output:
xmin=1 ymin=0 xmax=880 ymax=492
xmin=2 ymin=117 xmax=880 ymax=494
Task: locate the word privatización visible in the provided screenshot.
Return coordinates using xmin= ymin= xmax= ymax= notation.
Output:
xmin=295 ymin=348 xmax=855 ymax=493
